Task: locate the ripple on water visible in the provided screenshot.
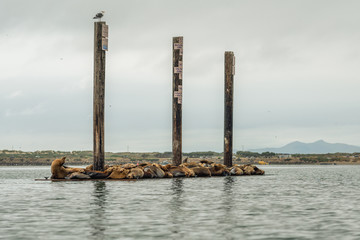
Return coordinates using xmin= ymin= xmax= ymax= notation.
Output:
xmin=0 ymin=165 xmax=360 ymax=239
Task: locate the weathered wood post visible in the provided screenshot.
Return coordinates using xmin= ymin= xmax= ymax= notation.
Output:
xmin=93 ymin=22 xmax=108 ymax=171
xmin=172 ymin=36 xmax=183 ymax=166
xmin=224 ymin=51 xmax=235 ymax=167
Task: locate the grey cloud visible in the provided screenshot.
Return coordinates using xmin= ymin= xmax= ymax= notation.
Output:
xmin=1 ymin=0 xmax=360 ymax=151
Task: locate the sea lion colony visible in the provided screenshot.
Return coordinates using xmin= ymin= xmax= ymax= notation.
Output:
xmin=50 ymin=157 xmax=265 ymax=180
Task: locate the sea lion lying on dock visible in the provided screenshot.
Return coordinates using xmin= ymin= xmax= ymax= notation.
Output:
xmin=65 ymin=172 xmax=91 ymax=179
xmin=50 ymin=158 xmax=264 ymax=180
xmin=191 ymin=167 xmax=211 ymax=177
xmin=229 ymin=166 xmax=243 ymax=176
xmin=107 ymin=167 xmax=129 ymax=179
xmin=127 ymin=167 xmax=144 ymax=179
xmin=169 ymin=166 xmax=195 ymax=177
xmin=209 ymin=164 xmax=229 ymax=176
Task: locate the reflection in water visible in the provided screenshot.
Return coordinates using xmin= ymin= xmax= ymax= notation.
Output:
xmin=89 ymin=182 xmax=108 ymax=240
xmin=222 ymin=176 xmax=235 ymax=239
xmin=169 ymin=178 xmax=184 ymax=236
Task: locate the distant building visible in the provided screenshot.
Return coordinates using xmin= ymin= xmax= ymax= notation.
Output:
xmin=278 ymin=154 xmax=292 ymax=159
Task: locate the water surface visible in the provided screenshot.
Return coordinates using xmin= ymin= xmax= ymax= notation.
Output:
xmin=0 ymin=165 xmax=359 ymax=239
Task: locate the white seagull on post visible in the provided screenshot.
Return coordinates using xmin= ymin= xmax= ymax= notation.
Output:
xmin=93 ymin=11 xmax=105 ymax=21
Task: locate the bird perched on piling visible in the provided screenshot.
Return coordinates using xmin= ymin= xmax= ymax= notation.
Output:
xmin=93 ymin=11 xmax=105 ymax=21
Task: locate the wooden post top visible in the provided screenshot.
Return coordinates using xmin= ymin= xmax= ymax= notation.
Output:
xmin=225 ymin=51 xmax=235 ymax=76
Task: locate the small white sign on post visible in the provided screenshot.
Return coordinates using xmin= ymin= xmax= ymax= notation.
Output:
xmin=174 ymin=85 xmax=183 ymax=104
xmin=102 ymin=38 xmax=108 ymax=51
xmin=102 ymin=24 xmax=108 ymax=51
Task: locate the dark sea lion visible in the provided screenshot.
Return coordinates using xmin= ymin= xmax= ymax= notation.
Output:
xmin=253 ymin=166 xmax=265 ymax=175
xmin=86 ymin=171 xmax=111 ymax=179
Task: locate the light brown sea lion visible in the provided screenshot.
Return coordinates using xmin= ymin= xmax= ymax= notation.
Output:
xmin=168 ymin=166 xmax=186 ymax=177
xmin=127 ymin=167 xmax=144 ymax=179
xmin=169 ymin=166 xmax=195 ymax=177
xmin=65 ymin=172 xmax=91 ymax=179
xmin=108 ymin=168 xmax=129 ymax=179
xmin=162 ymin=164 xmax=172 ymax=171
xmin=209 ymin=164 xmax=228 ymax=176
xmin=230 ymin=166 xmax=243 ymax=176
xmin=85 ymin=164 xmax=93 ymax=171
xmin=180 ymin=162 xmax=201 ymax=168
xmin=243 ymin=165 xmax=255 ymax=175
xmin=122 ymin=163 xmax=136 ymax=169
xmin=50 ymin=157 xmax=85 ymax=179
xmin=191 ymin=167 xmax=211 ymax=177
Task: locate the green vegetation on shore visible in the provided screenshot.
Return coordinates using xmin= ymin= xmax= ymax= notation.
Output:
xmin=1 ymin=150 xmax=359 ymax=166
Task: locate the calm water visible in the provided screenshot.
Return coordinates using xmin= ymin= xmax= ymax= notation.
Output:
xmin=0 ymin=165 xmax=359 ymax=240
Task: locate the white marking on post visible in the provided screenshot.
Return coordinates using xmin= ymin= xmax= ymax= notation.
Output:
xmin=174 ymin=85 xmax=182 ymax=104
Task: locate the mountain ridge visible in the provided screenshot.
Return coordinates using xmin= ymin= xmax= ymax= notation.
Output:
xmin=250 ymin=140 xmax=360 ymax=154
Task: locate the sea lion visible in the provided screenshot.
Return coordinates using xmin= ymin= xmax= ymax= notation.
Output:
xmin=85 ymin=164 xmax=93 ymax=171
xmin=142 ymin=164 xmax=165 ymax=178
xmin=209 ymin=164 xmax=228 ymax=176
xmin=50 ymin=157 xmax=85 ymax=179
xmin=242 ymin=165 xmax=255 ymax=175
xmin=230 ymin=166 xmax=243 ymax=176
xmin=151 ymin=164 xmax=165 ymax=178
xmin=108 ymin=168 xmax=129 ymax=179
xmin=180 ymin=162 xmax=201 ymax=168
xmin=169 ymin=166 xmax=195 ymax=177
xmin=164 ymin=171 xmax=173 ymax=178
xmin=143 ymin=165 xmax=156 ymax=178
xmin=199 ymin=160 xmax=214 ymax=168
xmin=86 ymin=171 xmax=111 ymax=179
xmin=138 ymin=162 xmax=151 ymax=167
xmin=122 ymin=163 xmax=136 ymax=169
xmin=127 ymin=167 xmax=144 ymax=179
xmin=253 ymin=166 xmax=265 ymax=175
xmin=191 ymin=167 xmax=211 ymax=177
xmin=65 ymin=172 xmax=91 ymax=179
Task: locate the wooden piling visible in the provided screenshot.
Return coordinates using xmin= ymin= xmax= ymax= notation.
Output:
xmin=93 ymin=22 xmax=108 ymax=171
xmin=172 ymin=37 xmax=183 ymax=166
xmin=224 ymin=51 xmax=235 ymax=167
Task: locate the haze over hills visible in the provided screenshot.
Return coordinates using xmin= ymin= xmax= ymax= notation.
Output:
xmin=250 ymin=140 xmax=360 ymax=154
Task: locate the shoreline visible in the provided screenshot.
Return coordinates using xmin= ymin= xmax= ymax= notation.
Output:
xmin=1 ymin=162 xmax=360 ymax=167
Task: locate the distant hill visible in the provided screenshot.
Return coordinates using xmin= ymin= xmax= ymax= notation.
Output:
xmin=250 ymin=140 xmax=360 ymax=154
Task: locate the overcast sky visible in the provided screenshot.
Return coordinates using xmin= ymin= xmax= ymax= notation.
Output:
xmin=1 ymin=0 xmax=360 ymax=152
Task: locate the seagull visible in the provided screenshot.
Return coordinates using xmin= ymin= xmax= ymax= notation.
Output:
xmin=93 ymin=11 xmax=105 ymax=21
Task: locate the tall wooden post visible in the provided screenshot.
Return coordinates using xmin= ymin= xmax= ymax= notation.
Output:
xmin=224 ymin=51 xmax=235 ymax=167
xmin=172 ymin=36 xmax=183 ymax=166
xmin=93 ymin=22 xmax=108 ymax=171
